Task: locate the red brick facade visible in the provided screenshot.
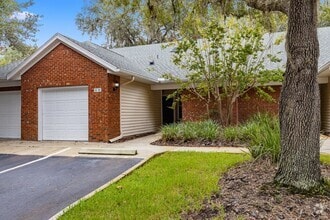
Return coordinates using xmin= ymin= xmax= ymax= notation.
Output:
xmin=21 ymin=43 xmax=120 ymax=142
xmin=237 ymin=86 xmax=281 ymax=122
xmin=182 ymin=86 xmax=281 ymax=124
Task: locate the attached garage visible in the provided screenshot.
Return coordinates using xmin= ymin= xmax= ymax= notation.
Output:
xmin=1 ymin=34 xmax=163 ymax=142
xmin=38 ymin=86 xmax=88 ymax=141
xmin=0 ymin=91 xmax=21 ymax=138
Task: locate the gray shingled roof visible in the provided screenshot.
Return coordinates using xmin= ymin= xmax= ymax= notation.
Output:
xmin=61 ymin=35 xmax=159 ymax=82
xmin=262 ymin=27 xmax=330 ymax=72
xmin=112 ymin=38 xmax=286 ymax=80
xmin=313 ymin=27 xmax=330 ymax=71
xmin=112 ymin=26 xmax=330 ymax=79
xmin=0 ymin=60 xmax=24 ymax=79
xmin=111 ymin=43 xmax=187 ymax=80
xmin=3 ymin=27 xmax=330 ymax=81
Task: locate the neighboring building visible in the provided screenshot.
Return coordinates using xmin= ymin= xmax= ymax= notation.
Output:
xmin=1 ymin=27 xmax=330 ymax=142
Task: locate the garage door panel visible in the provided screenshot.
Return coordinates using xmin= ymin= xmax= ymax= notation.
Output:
xmin=0 ymin=128 xmax=20 ymax=138
xmin=0 ymin=91 xmax=21 ymax=138
xmin=43 ymin=121 xmax=88 ymax=129
xmin=40 ymin=87 xmax=88 ymax=141
xmin=43 ymin=115 xmax=88 ymax=124
xmin=44 ymin=89 xmax=86 ymax=100
xmin=43 ymin=100 xmax=88 ymax=112
xmin=0 ymin=115 xmax=20 ymax=125
xmin=42 ymin=130 xmax=87 ymax=141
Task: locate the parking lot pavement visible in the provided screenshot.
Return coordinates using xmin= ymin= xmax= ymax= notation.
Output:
xmin=0 ymin=154 xmax=143 ymax=220
xmin=0 ymin=154 xmax=42 ymax=172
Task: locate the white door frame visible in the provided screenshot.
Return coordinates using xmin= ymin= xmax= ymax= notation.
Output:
xmin=38 ymin=86 xmax=89 ymax=141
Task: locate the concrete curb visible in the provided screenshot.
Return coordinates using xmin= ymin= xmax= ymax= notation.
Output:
xmin=171 ymin=146 xmax=249 ymax=154
xmin=79 ymin=148 xmax=137 ymax=155
xmin=49 ymin=152 xmax=165 ymax=220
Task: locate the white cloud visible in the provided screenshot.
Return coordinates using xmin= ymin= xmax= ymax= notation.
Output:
xmin=11 ymin=11 xmax=34 ymax=20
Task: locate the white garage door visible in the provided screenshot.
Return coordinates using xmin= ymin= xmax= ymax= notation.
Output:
xmin=0 ymin=91 xmax=21 ymax=138
xmin=39 ymin=86 xmax=88 ymax=141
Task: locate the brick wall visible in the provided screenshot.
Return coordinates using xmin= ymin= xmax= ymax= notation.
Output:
xmin=237 ymin=86 xmax=281 ymax=122
xmin=182 ymin=86 xmax=281 ymax=124
xmin=181 ymin=92 xmax=218 ymax=121
xmin=21 ymin=43 xmax=120 ymax=142
xmin=108 ymin=75 xmax=120 ymax=138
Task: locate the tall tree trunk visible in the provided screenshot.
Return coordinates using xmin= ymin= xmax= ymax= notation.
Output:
xmin=274 ymin=0 xmax=321 ymax=190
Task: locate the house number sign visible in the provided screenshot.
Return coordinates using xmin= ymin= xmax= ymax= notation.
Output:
xmin=94 ymin=88 xmax=102 ymax=93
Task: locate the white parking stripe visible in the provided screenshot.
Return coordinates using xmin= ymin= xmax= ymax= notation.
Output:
xmin=0 ymin=147 xmax=71 ymax=175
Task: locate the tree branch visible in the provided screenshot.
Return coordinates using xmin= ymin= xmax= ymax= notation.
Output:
xmin=244 ymin=0 xmax=289 ymax=15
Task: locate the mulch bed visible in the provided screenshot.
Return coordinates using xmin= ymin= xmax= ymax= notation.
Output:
xmin=182 ymin=159 xmax=330 ymax=219
xmin=151 ymin=139 xmax=245 ymax=148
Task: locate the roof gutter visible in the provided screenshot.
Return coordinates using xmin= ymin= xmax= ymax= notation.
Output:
xmin=109 ymin=76 xmax=135 ymax=143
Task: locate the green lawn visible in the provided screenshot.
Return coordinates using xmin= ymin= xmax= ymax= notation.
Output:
xmin=321 ymin=154 xmax=330 ymax=164
xmin=60 ymin=152 xmax=249 ymax=220
xmin=60 ymin=153 xmax=330 ymax=220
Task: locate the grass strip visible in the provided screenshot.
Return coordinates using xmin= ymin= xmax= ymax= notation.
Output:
xmin=60 ymin=152 xmax=249 ymax=220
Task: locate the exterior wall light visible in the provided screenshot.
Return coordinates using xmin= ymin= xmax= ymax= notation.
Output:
xmin=113 ymin=82 xmax=120 ymax=91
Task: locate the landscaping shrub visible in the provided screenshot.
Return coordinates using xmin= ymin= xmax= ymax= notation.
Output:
xmin=222 ymin=125 xmax=247 ymax=143
xmin=247 ymin=114 xmax=280 ymax=162
xmin=161 ymin=120 xmax=220 ymax=142
xmin=223 ymin=113 xmax=280 ymax=162
xmin=161 ymin=114 xmax=280 ymax=162
xmin=161 ymin=123 xmax=181 ymax=141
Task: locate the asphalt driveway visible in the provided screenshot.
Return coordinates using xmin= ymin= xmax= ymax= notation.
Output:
xmin=0 ymin=153 xmax=142 ymax=220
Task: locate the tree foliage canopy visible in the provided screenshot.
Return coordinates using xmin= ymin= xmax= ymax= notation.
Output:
xmin=319 ymin=1 xmax=330 ymax=27
xmin=77 ymin=0 xmax=330 ymax=48
xmin=0 ymin=0 xmax=39 ymax=65
xmin=165 ymin=17 xmax=283 ymax=125
xmin=76 ymin=0 xmax=287 ymax=47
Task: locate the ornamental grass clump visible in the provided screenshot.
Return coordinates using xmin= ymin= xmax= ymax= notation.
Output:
xmin=161 ymin=120 xmax=220 ymax=142
xmin=222 ymin=125 xmax=247 ymax=143
xmin=223 ymin=113 xmax=280 ymax=162
xmin=246 ymin=114 xmax=280 ymax=162
xmin=161 ymin=123 xmax=180 ymax=142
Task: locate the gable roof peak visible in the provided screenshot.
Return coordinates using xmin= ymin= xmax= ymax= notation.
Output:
xmin=6 ymin=32 xmax=159 ymax=83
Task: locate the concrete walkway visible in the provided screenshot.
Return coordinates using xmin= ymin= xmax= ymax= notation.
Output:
xmin=104 ymin=133 xmax=330 ymax=156
xmin=2 ymin=133 xmax=330 ymax=159
xmin=105 ymin=133 xmax=249 ymax=156
xmin=0 ymin=133 xmax=249 ymax=159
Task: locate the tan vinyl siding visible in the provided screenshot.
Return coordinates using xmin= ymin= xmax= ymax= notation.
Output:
xmin=120 ymin=78 xmax=161 ymax=137
xmin=321 ymin=81 xmax=330 ymax=132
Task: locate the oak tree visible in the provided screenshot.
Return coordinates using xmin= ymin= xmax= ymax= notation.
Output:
xmin=246 ymin=0 xmax=322 ymax=190
xmin=76 ymin=0 xmax=285 ymax=47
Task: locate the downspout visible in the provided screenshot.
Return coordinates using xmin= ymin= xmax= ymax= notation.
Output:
xmin=109 ymin=76 xmax=136 ymax=143
xmin=121 ymin=76 xmax=135 ymax=86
